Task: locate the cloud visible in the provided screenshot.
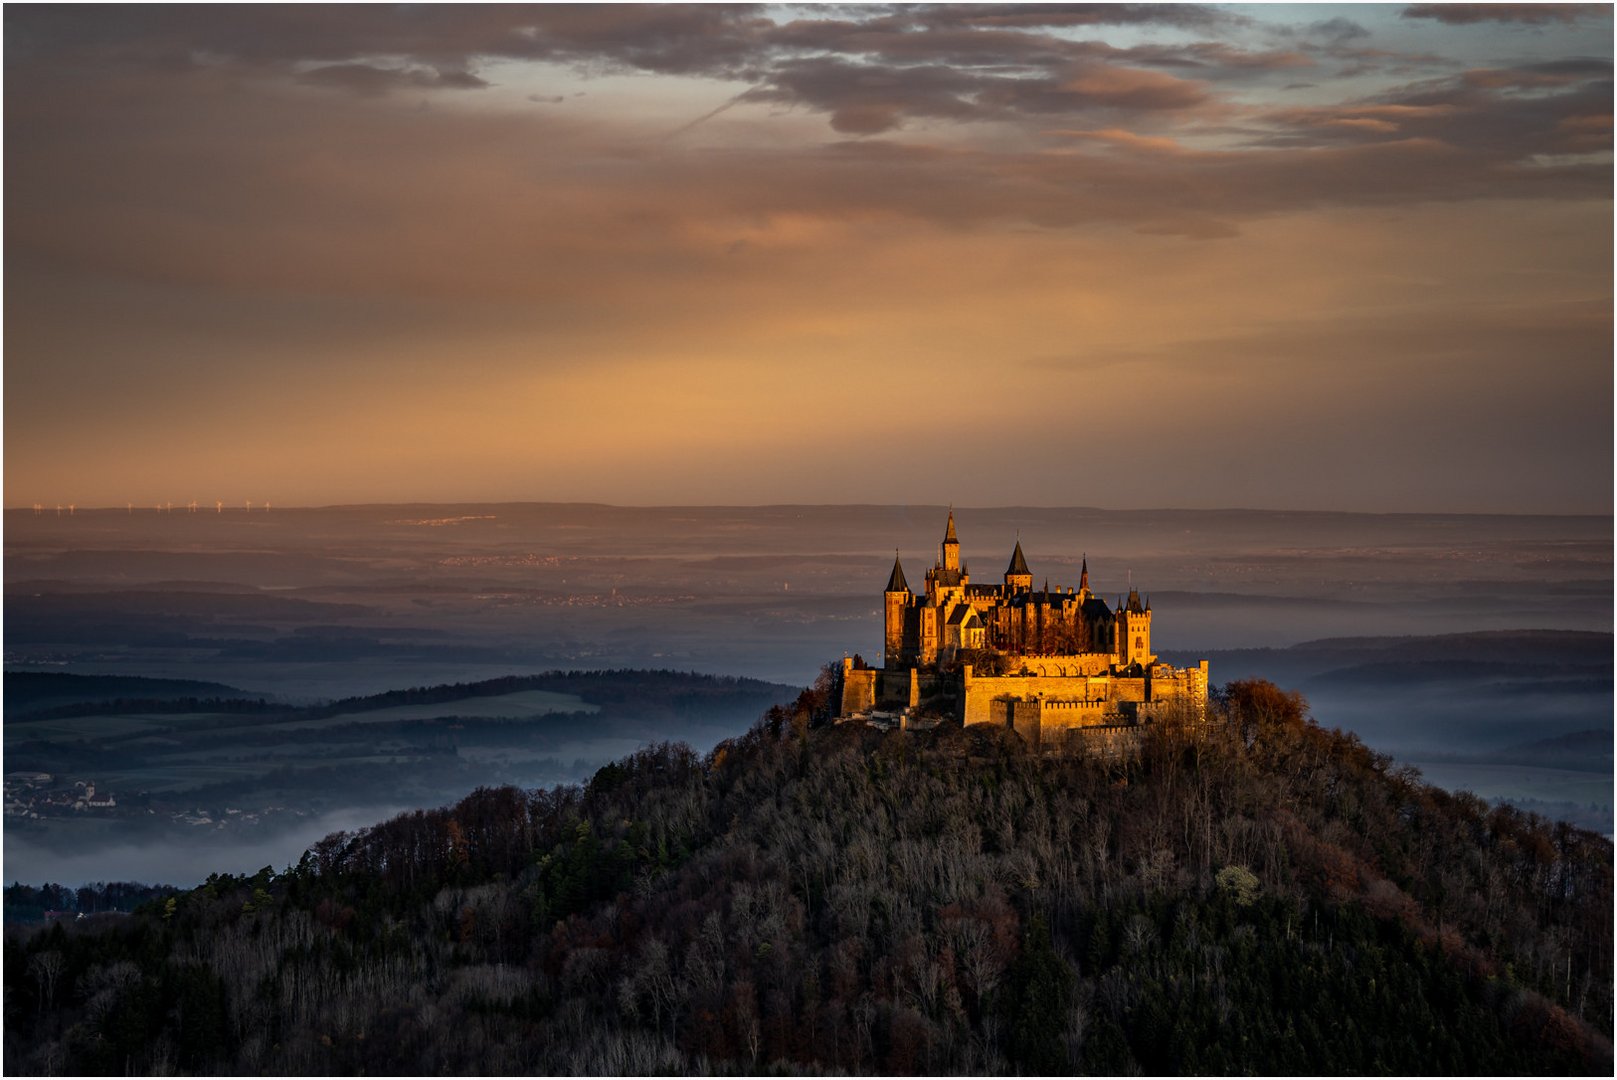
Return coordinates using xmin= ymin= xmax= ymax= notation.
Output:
xmin=1045 ymin=127 xmax=1190 ymax=153
xmin=1306 ymin=18 xmax=1372 ymax=43
xmin=889 ymin=4 xmax=1246 ymax=33
xmin=4 ymin=5 xmax=1609 ymax=516
xmin=1056 ymin=65 xmax=1210 ymax=110
xmin=1400 ymin=4 xmax=1598 ymax=26
xmin=1 ymin=3 xmax=1317 ymax=139
xmin=1461 ymin=57 xmax=1612 ymax=89
xmin=829 ymin=102 xmax=907 ymax=135
xmin=295 ymin=63 xmax=488 ymax=95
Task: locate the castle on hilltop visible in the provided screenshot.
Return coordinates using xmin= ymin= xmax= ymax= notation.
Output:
xmin=838 ymin=510 xmax=1208 ymax=747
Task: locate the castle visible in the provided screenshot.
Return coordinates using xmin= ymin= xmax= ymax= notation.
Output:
xmin=838 ymin=511 xmax=1208 ymax=747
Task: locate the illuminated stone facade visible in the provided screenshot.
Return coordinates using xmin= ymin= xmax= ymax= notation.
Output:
xmin=840 ymin=511 xmax=1208 ymax=745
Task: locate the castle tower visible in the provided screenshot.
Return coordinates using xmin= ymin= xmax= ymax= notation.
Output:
xmin=941 ymin=508 xmax=961 ymax=572
xmin=1078 ymin=555 xmax=1090 ymax=598
xmin=1116 ymin=586 xmax=1154 ymax=667
xmin=884 ymin=552 xmax=911 ymax=665
xmin=1004 ymin=538 xmax=1032 ymax=594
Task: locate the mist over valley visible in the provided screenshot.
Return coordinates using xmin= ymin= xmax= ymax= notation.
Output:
xmin=5 ymin=503 xmax=1610 ymax=887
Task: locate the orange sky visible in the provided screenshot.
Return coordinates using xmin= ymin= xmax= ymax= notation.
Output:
xmin=5 ymin=4 xmax=1612 ymax=512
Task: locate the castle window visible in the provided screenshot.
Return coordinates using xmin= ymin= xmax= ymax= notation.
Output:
xmin=1135 ymin=636 xmax=1143 ymax=649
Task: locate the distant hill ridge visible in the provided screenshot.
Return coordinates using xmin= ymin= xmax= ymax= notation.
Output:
xmin=4 ymin=668 xmax=800 ymax=723
xmin=3 ymin=671 xmax=250 ymax=712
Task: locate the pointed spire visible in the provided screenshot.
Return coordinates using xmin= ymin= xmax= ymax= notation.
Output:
xmin=939 ymin=506 xmax=961 ymax=571
xmin=1079 ymin=554 xmax=1089 ymax=591
xmin=885 ymin=550 xmax=909 ymax=593
xmin=1006 ymin=539 xmax=1030 ymax=577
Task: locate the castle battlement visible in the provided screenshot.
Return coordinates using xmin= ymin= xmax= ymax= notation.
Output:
xmin=840 ymin=511 xmax=1209 ymax=747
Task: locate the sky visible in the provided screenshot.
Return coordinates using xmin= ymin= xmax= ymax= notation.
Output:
xmin=4 ymin=3 xmax=1612 ymax=513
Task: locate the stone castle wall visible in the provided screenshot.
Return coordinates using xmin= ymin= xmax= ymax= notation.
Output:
xmin=1017 ymin=654 xmax=1116 ymax=678
xmin=840 ymin=665 xmax=877 ymax=716
xmin=958 ymin=661 xmax=1208 ymax=730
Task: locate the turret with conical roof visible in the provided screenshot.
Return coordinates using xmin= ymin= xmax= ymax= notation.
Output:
xmin=885 ymin=551 xmax=909 ymax=594
xmin=883 ymin=550 xmax=915 ymax=665
xmin=1004 ymin=537 xmax=1032 ymax=593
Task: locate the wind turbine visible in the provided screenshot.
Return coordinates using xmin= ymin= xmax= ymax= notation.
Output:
xmin=216 ymin=500 xmax=223 ymax=514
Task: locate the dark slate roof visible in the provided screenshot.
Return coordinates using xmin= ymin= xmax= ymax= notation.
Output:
xmin=1082 ymin=597 xmax=1113 ymax=620
xmin=885 ymin=554 xmax=909 ymax=593
xmin=1005 ymin=540 xmax=1030 ymax=576
xmin=944 ymin=508 xmax=958 ymax=543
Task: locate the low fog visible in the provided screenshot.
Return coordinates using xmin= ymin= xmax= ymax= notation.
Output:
xmin=6 ymin=504 xmax=1610 ymax=885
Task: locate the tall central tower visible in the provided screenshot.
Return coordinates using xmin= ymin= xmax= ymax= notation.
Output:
xmin=941 ymin=508 xmax=960 ymax=572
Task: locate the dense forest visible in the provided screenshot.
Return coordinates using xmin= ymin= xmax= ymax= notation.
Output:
xmin=4 ymin=676 xmax=1611 ymax=1075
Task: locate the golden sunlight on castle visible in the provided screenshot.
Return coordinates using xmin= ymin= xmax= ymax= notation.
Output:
xmin=838 ymin=511 xmax=1208 ymax=748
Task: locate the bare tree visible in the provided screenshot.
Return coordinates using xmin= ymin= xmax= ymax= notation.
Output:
xmin=29 ymin=951 xmax=65 ymax=1016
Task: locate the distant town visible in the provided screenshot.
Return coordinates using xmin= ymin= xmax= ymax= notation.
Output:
xmin=5 ymin=770 xmax=305 ymax=833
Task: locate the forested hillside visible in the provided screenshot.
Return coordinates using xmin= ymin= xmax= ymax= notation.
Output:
xmin=5 ymin=680 xmax=1611 ymax=1075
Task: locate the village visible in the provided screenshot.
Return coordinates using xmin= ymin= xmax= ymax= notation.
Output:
xmin=4 ymin=770 xmax=304 ymax=832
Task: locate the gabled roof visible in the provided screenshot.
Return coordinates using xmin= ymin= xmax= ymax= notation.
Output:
xmin=1005 ymin=540 xmax=1030 ymax=577
xmin=885 ymin=553 xmax=909 ymax=593
xmin=947 ymin=605 xmax=982 ymax=627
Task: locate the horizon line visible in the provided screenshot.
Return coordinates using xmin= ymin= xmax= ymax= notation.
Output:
xmin=4 ymin=500 xmax=1611 ymax=520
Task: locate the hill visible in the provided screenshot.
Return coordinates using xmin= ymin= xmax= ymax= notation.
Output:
xmin=1161 ymin=629 xmax=1612 ymax=693
xmin=3 ymin=671 xmax=253 ymax=716
xmin=3 ymin=680 xmax=1610 ymax=1075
